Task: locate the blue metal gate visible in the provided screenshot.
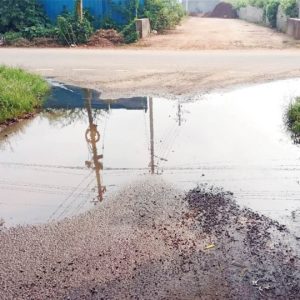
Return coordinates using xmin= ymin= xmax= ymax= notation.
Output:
xmin=38 ymin=0 xmax=140 ymax=23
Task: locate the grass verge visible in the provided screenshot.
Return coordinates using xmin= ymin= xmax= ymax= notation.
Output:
xmin=287 ymin=97 xmax=300 ymax=134
xmin=0 ymin=66 xmax=50 ymax=124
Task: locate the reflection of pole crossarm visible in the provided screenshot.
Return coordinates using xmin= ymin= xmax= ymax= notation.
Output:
xmin=149 ymin=97 xmax=155 ymax=174
xmin=84 ymin=89 xmax=106 ymax=203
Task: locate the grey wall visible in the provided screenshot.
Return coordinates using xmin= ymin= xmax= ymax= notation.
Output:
xmin=182 ymin=0 xmax=220 ymax=14
xmin=237 ymin=5 xmax=264 ymax=23
xmin=277 ymin=5 xmax=288 ymax=32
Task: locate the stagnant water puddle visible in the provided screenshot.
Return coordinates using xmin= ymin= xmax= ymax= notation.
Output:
xmin=1 ymin=79 xmax=300 ymax=232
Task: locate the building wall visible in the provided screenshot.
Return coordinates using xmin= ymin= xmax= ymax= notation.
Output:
xmin=182 ymin=0 xmax=220 ymax=14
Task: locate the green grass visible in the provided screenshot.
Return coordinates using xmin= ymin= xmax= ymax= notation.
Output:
xmin=287 ymin=97 xmax=300 ymax=134
xmin=0 ymin=65 xmax=50 ymax=123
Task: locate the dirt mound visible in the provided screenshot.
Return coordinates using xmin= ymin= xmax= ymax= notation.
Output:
xmin=88 ymin=29 xmax=123 ymax=47
xmin=210 ymin=2 xmax=237 ymax=19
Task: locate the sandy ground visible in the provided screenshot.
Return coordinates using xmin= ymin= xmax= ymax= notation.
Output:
xmin=136 ymin=17 xmax=300 ymax=50
xmin=0 ymin=178 xmax=299 ymax=299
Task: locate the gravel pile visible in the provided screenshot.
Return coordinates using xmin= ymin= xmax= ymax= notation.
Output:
xmin=0 ymin=178 xmax=299 ymax=299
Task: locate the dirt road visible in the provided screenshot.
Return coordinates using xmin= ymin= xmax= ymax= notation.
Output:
xmin=1 ymin=48 xmax=300 ymax=98
xmin=1 ymin=17 xmax=300 ymax=98
xmin=136 ymin=17 xmax=300 ymax=50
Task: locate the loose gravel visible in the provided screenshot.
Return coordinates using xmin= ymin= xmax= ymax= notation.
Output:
xmin=0 ymin=178 xmax=299 ymax=299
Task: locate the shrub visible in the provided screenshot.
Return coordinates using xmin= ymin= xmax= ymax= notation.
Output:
xmin=99 ymin=17 xmax=121 ymax=31
xmin=0 ymin=66 xmax=50 ymax=123
xmin=121 ymin=21 xmax=139 ymax=43
xmin=229 ymin=0 xmax=248 ymax=9
xmin=57 ymin=13 xmax=93 ymax=45
xmin=143 ymin=0 xmax=185 ymax=32
xmin=288 ymin=97 xmax=300 ymax=134
xmin=281 ymin=0 xmax=298 ymax=17
xmin=266 ymin=0 xmax=280 ymax=27
xmin=3 ymin=32 xmax=23 ymax=45
xmin=0 ymin=0 xmax=49 ymax=33
xmin=21 ymin=25 xmax=58 ymax=40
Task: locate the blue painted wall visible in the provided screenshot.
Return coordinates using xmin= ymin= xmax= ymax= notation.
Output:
xmin=38 ymin=0 xmax=142 ymax=24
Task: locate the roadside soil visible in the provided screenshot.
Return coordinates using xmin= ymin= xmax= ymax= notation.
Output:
xmin=0 ymin=112 xmax=36 ymax=133
xmin=0 ymin=178 xmax=299 ymax=299
xmin=136 ymin=17 xmax=300 ymax=50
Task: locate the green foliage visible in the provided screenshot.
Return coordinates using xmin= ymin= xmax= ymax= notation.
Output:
xmin=248 ymin=0 xmax=267 ymax=8
xmin=0 ymin=0 xmax=49 ymax=34
xmin=266 ymin=0 xmax=280 ymax=27
xmin=99 ymin=17 xmax=121 ymax=31
xmin=281 ymin=0 xmax=298 ymax=17
xmin=3 ymin=32 xmax=23 ymax=45
xmin=288 ymin=97 xmax=300 ymax=134
xmin=57 ymin=13 xmax=93 ymax=45
xmin=229 ymin=0 xmax=248 ymax=9
xmin=0 ymin=66 xmax=50 ymax=123
xmin=121 ymin=21 xmax=139 ymax=43
xmin=21 ymin=25 xmax=58 ymax=40
xmin=143 ymin=0 xmax=185 ymax=32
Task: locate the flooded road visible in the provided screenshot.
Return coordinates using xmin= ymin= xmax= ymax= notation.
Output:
xmin=1 ymin=79 xmax=300 ymax=231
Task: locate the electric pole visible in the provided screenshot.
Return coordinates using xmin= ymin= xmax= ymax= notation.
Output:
xmin=76 ymin=0 xmax=83 ymax=21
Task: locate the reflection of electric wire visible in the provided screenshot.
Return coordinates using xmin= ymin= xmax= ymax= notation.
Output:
xmin=48 ymin=171 xmax=93 ymax=221
xmin=55 ymin=176 xmax=95 ymax=220
xmin=69 ymin=190 xmax=94 ymax=216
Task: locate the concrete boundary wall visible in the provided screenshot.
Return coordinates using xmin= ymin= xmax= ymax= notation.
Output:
xmin=287 ymin=18 xmax=300 ymax=39
xmin=136 ymin=19 xmax=151 ymax=39
xmin=277 ymin=5 xmax=288 ymax=32
xmin=182 ymin=0 xmax=220 ymax=14
xmin=238 ymin=6 xmax=264 ymax=23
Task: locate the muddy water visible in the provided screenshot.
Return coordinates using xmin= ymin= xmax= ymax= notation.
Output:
xmin=1 ymin=79 xmax=300 ymax=230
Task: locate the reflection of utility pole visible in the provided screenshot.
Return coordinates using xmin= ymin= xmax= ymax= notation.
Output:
xmin=149 ymin=97 xmax=155 ymax=174
xmin=84 ymin=89 xmax=106 ymax=202
xmin=177 ymin=103 xmax=182 ymax=127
